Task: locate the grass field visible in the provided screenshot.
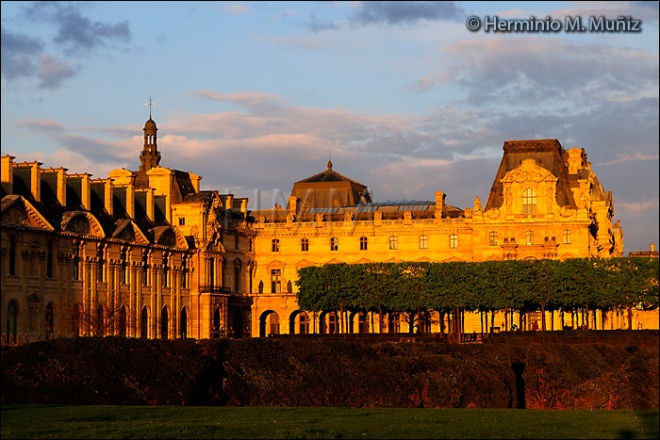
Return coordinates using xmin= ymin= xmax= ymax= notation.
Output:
xmin=1 ymin=405 xmax=658 ymax=439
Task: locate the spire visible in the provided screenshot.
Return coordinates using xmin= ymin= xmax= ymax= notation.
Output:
xmin=327 ymin=159 xmax=333 ymax=170
xmin=139 ymin=96 xmax=161 ymax=173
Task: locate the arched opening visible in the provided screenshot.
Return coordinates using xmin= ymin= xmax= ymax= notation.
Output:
xmin=259 ymin=311 xmax=280 ymax=337
xmin=232 ymin=309 xmax=243 ymax=338
xmin=180 ymin=307 xmax=187 ymax=339
xmin=96 ymin=305 xmax=104 ymax=336
xmin=119 ymin=306 xmax=127 ymax=337
xmin=6 ymin=300 xmax=17 ymax=344
xmin=140 ymin=307 xmax=149 ymax=339
xmin=161 ymin=307 xmax=169 ymax=339
xmin=45 ymin=303 xmax=54 ymax=340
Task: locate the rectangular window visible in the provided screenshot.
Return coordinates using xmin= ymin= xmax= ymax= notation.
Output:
xmin=271 ymin=269 xmax=282 ymax=293
xmin=272 ymin=239 xmax=280 ymax=252
xmin=450 ymin=234 xmax=458 ymax=249
xmin=178 ymin=217 xmax=186 ymax=226
xmin=489 ymin=231 xmax=498 ymax=246
xmin=419 ymin=235 xmax=428 ymax=249
xmin=47 ymin=239 xmax=54 ymax=278
xmin=330 ymin=237 xmax=338 ymax=251
xmin=301 ymin=238 xmax=309 ymax=252
xmin=563 ymin=229 xmax=572 ymax=244
xmin=360 ymin=236 xmax=368 ymax=251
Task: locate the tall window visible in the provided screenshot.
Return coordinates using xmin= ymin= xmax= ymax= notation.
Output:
xmin=330 ymin=237 xmax=338 ymax=251
xmin=178 ymin=217 xmax=186 ymax=226
xmin=489 ymin=231 xmax=498 ymax=246
xmin=9 ymin=234 xmax=16 ymax=276
xmin=522 ymin=188 xmax=537 ymax=214
xmin=47 ymin=239 xmax=54 ymax=279
xmin=234 ymin=261 xmax=241 ymax=293
xmin=182 ymin=258 xmax=188 ymax=289
xmin=301 ymin=238 xmax=309 ymax=252
xmin=419 ymin=235 xmax=428 ymax=249
xmin=389 ymin=236 xmax=398 ymax=250
xmin=525 ymin=230 xmax=534 ymax=245
xmin=141 ymin=252 xmax=149 ymax=286
xmin=162 ymin=253 xmax=169 ymax=288
xmin=360 ymin=236 xmax=368 ymax=251
xmin=272 ymin=238 xmax=280 ymax=252
xmin=299 ymin=312 xmax=310 ymax=334
xmin=96 ymin=246 xmax=105 ymax=283
xmin=208 ymin=257 xmax=215 ymax=289
xmin=271 ymin=269 xmax=282 ymax=293
xmin=563 ymin=229 xmax=572 ymax=244
xmin=120 ymin=247 xmax=128 ymax=284
xmin=450 ymin=234 xmax=458 ymax=249
xmin=73 ymin=243 xmax=81 ymax=281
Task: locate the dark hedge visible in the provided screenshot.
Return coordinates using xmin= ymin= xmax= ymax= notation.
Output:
xmin=1 ymin=331 xmax=657 ymax=409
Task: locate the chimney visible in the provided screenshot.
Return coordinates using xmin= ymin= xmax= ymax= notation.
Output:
xmin=288 ymin=195 xmax=298 ymax=213
xmin=189 ymin=172 xmax=201 ymax=193
xmin=91 ymin=178 xmax=114 ymax=215
xmin=42 ymin=167 xmax=68 ymax=206
xmin=1 ymin=155 xmax=15 ymax=194
xmin=13 ymin=161 xmax=43 ymax=201
xmin=434 ymin=191 xmax=446 ymax=214
xmin=67 ymin=173 xmax=92 ymax=211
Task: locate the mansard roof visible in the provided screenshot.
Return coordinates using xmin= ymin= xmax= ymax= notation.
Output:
xmin=485 ymin=139 xmax=579 ymax=211
xmin=289 ymin=160 xmax=372 ymax=210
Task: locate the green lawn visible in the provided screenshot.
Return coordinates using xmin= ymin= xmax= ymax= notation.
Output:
xmin=1 ymin=405 xmax=658 ymax=439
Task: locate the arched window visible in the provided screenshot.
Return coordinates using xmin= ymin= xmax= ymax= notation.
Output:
xmin=271 ymin=239 xmax=280 ymax=252
xmin=389 ymin=236 xmax=398 ymax=250
xmin=525 ymin=230 xmax=534 ymax=245
xmin=360 ymin=236 xmax=368 ymax=251
xmin=419 ymin=235 xmax=428 ymax=249
xmin=522 ymin=188 xmax=537 ymax=214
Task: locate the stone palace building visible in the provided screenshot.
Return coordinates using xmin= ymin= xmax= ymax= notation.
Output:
xmin=2 ymin=116 xmax=656 ymax=344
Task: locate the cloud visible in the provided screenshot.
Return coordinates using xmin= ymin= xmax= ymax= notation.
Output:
xmin=350 ymin=1 xmax=466 ymax=26
xmin=224 ymin=3 xmax=249 ymax=15
xmin=37 ymin=54 xmax=78 ymax=89
xmin=23 ymin=1 xmax=131 ymax=55
xmin=438 ymin=38 xmax=659 ymax=109
xmin=596 ymin=152 xmax=660 ymax=167
xmin=0 ymin=26 xmax=44 ymax=81
xmin=1 ymin=2 xmax=132 ymax=89
xmin=14 ymin=118 xmax=67 ymax=134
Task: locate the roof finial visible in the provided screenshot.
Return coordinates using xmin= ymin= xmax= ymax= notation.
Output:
xmin=145 ymin=95 xmax=155 ymax=118
xmin=327 ymin=148 xmax=332 ymax=170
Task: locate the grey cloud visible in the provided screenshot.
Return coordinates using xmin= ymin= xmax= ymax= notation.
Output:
xmin=0 ymin=26 xmax=44 ymax=80
xmin=351 ymin=1 xmax=466 ymax=26
xmin=37 ymin=55 xmax=78 ymax=89
xmin=442 ymin=40 xmax=658 ymax=110
xmin=23 ymin=1 xmax=131 ymax=55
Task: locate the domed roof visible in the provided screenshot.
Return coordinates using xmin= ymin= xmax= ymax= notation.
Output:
xmin=143 ymin=117 xmax=158 ymax=131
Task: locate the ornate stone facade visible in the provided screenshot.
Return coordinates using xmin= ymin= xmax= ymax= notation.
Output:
xmin=2 ymin=120 xmax=656 ymax=344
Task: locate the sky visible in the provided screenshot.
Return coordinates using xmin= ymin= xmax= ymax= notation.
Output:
xmin=1 ymin=1 xmax=658 ymax=255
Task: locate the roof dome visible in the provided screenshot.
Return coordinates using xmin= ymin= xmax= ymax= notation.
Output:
xmin=144 ymin=117 xmax=158 ymax=131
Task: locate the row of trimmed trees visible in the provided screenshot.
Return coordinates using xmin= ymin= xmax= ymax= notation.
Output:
xmin=295 ymin=257 xmax=658 ymax=337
